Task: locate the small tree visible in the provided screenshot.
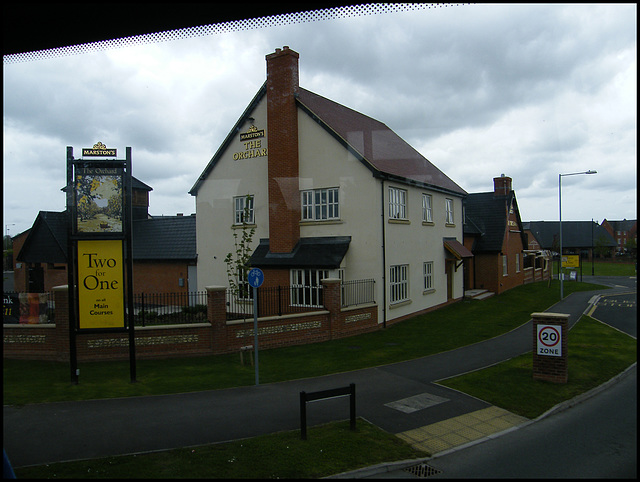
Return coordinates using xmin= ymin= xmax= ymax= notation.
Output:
xmin=224 ymin=195 xmax=256 ymax=299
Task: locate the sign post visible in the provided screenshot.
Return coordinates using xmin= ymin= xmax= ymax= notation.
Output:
xmin=66 ymin=144 xmax=136 ymax=384
xmin=531 ymin=312 xmax=568 ymax=383
xmin=248 ymin=268 xmax=264 ymax=385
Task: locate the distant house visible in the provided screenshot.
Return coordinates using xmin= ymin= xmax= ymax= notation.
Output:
xmin=463 ymin=175 xmax=548 ymax=295
xmin=13 ymin=178 xmax=197 ymax=294
xmin=523 ymin=220 xmax=617 ymax=260
xmin=601 ymin=219 xmax=637 ymax=254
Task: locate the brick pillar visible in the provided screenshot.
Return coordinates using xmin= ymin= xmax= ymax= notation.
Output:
xmin=207 ymin=286 xmax=228 ymax=354
xmin=266 ymin=46 xmax=300 ymax=253
xmin=53 ymin=285 xmax=70 ymax=362
xmin=532 ymin=312 xmax=569 ymax=383
xmin=322 ymin=279 xmax=341 ymax=339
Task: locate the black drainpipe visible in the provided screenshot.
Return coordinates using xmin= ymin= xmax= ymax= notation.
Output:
xmin=381 ymin=178 xmax=387 ymax=328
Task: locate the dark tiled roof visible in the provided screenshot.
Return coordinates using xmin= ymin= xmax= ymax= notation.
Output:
xmin=523 ymin=221 xmax=616 ymax=249
xmin=464 ymin=192 xmax=525 ymax=252
xmin=250 ymin=236 xmax=351 ymax=269
xmin=296 ymin=88 xmax=467 ymax=196
xmin=132 ymin=215 xmax=196 ymax=260
xmin=190 ymin=84 xmax=467 ymax=197
xmin=17 ymin=212 xmax=196 ymax=263
xmin=16 ymin=211 xmax=68 ymax=263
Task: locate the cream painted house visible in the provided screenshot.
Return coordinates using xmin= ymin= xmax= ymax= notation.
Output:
xmin=189 ymin=47 xmax=470 ymax=326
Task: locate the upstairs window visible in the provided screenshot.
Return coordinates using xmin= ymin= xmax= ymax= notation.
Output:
xmin=422 ymin=194 xmax=433 ymax=223
xmin=234 ymin=195 xmax=254 ymax=225
xmin=301 ymin=188 xmax=339 ymax=221
xmin=445 ymin=198 xmax=454 ymax=224
xmin=389 ymin=187 xmax=407 ymax=220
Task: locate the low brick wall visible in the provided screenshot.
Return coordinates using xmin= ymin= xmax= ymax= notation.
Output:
xmin=3 ymin=280 xmax=379 ymax=361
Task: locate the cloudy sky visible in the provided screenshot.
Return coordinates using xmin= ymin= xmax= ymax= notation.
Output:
xmin=3 ymin=3 xmax=636 ymax=237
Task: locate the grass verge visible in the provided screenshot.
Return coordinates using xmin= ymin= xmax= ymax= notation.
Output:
xmin=439 ymin=315 xmax=637 ymax=419
xmin=14 ymin=418 xmax=426 ymax=479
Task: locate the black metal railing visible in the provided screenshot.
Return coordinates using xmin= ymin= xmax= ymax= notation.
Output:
xmin=226 ymin=284 xmax=324 ymax=320
xmin=133 ymin=291 xmax=208 ymax=326
xmin=341 ymin=279 xmax=375 ymax=307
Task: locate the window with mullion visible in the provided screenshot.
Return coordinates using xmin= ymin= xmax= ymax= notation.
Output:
xmin=233 ymin=195 xmax=254 ymax=225
xmin=422 ymin=194 xmax=433 ymax=223
xmin=389 ymin=187 xmax=407 ymax=219
xmin=389 ymin=264 xmax=409 ymax=303
xmin=301 ymin=188 xmax=339 ymax=221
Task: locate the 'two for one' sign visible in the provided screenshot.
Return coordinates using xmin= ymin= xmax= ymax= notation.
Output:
xmin=77 ymin=240 xmax=125 ymax=330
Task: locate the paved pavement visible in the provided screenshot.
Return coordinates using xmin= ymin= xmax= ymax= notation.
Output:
xmin=3 ymin=278 xmax=635 ymax=477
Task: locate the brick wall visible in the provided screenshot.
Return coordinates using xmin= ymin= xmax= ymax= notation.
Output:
xmin=4 ymin=281 xmax=379 ymax=361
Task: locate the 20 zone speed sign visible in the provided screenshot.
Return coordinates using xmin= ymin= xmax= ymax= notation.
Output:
xmin=537 ymin=324 xmax=562 ymax=357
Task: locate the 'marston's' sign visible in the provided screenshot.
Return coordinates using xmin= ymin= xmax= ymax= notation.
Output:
xmin=82 ymin=142 xmax=117 ymax=157
xmin=239 ymin=125 xmax=265 ymax=141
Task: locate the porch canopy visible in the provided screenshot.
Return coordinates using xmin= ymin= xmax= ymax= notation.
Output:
xmin=443 ymin=238 xmax=474 ymax=260
xmin=250 ymin=236 xmax=351 ymax=269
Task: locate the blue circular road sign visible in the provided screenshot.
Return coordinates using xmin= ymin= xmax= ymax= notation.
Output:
xmin=248 ymin=268 xmax=264 ymax=288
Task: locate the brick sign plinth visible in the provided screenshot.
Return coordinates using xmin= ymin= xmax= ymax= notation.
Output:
xmin=532 ymin=312 xmax=569 ymax=383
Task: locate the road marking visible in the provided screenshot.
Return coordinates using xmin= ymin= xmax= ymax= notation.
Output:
xmin=385 ymin=392 xmax=450 ymax=413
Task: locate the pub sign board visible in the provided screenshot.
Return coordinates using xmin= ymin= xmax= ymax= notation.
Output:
xmin=75 ymin=166 xmax=124 ymax=234
xmin=77 ymin=239 xmax=126 ymax=330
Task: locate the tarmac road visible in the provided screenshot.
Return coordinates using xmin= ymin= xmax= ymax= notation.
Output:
xmin=3 ymin=277 xmax=636 ymax=475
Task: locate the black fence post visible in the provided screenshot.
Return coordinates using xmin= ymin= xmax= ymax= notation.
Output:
xmin=300 ymin=390 xmax=307 ymax=440
xmin=140 ymin=292 xmax=145 ymax=327
xmin=350 ymin=383 xmax=356 ymax=431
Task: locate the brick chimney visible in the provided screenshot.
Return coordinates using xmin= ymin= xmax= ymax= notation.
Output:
xmin=266 ymin=46 xmax=300 ymax=253
xmin=493 ymin=174 xmax=512 ymax=196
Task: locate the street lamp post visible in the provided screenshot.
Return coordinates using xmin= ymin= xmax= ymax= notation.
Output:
xmin=559 ymin=170 xmax=597 ymax=300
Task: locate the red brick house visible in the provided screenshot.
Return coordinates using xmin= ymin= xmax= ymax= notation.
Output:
xmin=463 ymin=175 xmax=541 ymax=295
xmin=601 ymin=219 xmax=637 ymax=255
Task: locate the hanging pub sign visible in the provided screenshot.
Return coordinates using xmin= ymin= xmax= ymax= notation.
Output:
xmin=75 ymin=166 xmax=124 ymax=233
xmin=77 ymin=240 xmax=126 ymax=330
xmin=82 ymin=141 xmax=117 ymax=157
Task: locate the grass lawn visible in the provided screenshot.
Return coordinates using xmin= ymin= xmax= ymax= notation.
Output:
xmin=554 ymin=259 xmax=636 ymax=276
xmin=439 ymin=315 xmax=637 ymax=419
xmin=14 ymin=419 xmax=426 ymax=479
xmin=3 ymin=280 xmax=608 ymax=406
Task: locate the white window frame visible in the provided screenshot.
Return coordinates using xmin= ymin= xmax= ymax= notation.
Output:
xmin=515 ymin=253 xmax=520 ymax=273
xmin=422 ymin=194 xmax=433 ymax=223
xmin=290 ymin=269 xmax=328 ymax=307
xmin=445 ymin=198 xmax=454 ymax=224
xmin=235 ymin=268 xmax=253 ymax=301
xmin=301 ymin=188 xmax=339 ymax=221
xmin=389 ymin=264 xmax=409 ymax=303
xmin=233 ymin=195 xmax=254 ymax=225
xmin=502 ymin=255 xmax=508 ymax=276
xmin=423 ymin=261 xmax=434 ymax=291
xmin=389 ymin=187 xmax=407 ymax=220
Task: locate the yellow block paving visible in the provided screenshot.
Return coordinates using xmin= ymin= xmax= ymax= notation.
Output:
xmin=396 ymin=406 xmax=529 ymax=455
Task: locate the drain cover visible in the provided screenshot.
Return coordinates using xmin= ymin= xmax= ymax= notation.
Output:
xmin=404 ymin=462 xmax=442 ymax=478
